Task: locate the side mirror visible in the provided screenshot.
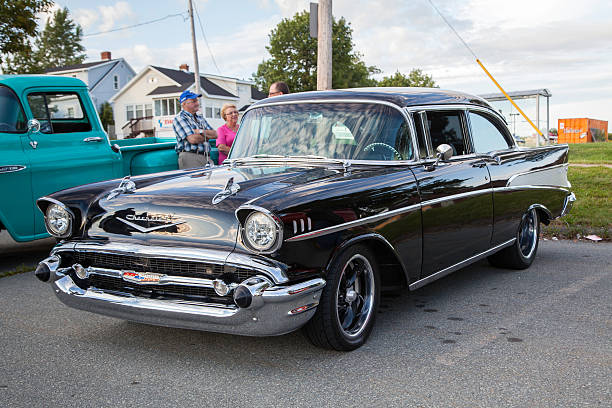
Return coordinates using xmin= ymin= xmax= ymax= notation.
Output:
xmin=27 ymin=119 xmax=41 ymax=134
xmin=436 ymin=144 xmax=453 ymax=161
xmin=425 ymin=144 xmax=453 ymax=171
xmin=111 ymin=143 xmax=120 ymax=153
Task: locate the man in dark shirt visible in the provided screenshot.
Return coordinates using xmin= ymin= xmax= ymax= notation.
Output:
xmin=172 ymin=90 xmax=217 ymax=169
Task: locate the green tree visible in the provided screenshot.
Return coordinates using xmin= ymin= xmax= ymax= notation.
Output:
xmin=99 ymin=102 xmax=114 ymax=132
xmin=0 ymin=0 xmax=51 ymax=66
xmin=377 ymin=69 xmax=438 ymax=88
xmin=2 ymin=7 xmax=85 ymax=74
xmin=253 ymin=11 xmax=379 ymax=93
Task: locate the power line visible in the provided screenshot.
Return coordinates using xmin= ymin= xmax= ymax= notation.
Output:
xmin=427 ymin=0 xmax=478 ymax=59
xmin=192 ymin=2 xmax=221 ymax=74
xmin=83 ymin=12 xmax=187 ymax=38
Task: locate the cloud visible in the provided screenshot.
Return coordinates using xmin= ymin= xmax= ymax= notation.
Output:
xmin=74 ymin=1 xmax=134 ymax=34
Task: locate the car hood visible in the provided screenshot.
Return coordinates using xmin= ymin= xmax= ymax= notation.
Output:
xmin=85 ymin=164 xmax=345 ymax=250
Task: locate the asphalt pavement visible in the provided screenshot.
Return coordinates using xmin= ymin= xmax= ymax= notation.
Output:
xmin=0 ymin=240 xmax=610 ymax=407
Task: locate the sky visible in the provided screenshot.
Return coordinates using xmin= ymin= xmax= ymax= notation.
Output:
xmin=44 ymin=0 xmax=612 ymax=130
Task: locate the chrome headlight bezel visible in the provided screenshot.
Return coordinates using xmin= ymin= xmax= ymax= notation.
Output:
xmin=237 ymin=206 xmax=283 ymax=254
xmin=42 ymin=200 xmax=74 ymax=238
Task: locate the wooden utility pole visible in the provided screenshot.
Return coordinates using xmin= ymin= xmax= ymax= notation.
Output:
xmin=188 ymin=0 xmax=202 ymax=99
xmin=317 ymin=0 xmax=332 ymax=90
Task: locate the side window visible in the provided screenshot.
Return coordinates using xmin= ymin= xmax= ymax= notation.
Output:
xmin=469 ymin=111 xmax=511 ymax=153
xmin=27 ymin=92 xmax=91 ymax=134
xmin=0 ymin=86 xmax=27 ymax=133
xmin=426 ymin=110 xmax=467 ymax=156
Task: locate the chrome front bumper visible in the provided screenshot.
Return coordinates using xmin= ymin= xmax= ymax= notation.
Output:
xmin=38 ymin=243 xmax=326 ymax=337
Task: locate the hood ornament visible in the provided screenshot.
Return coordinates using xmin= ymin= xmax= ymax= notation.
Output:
xmin=107 ymin=176 xmax=136 ymax=200
xmin=212 ymin=177 xmax=240 ymax=204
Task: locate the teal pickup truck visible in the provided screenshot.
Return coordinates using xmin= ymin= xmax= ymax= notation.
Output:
xmin=0 ymin=75 xmax=185 ymax=243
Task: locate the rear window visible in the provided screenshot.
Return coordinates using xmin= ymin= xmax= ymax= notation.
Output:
xmin=27 ymin=92 xmax=91 ymax=133
xmin=0 ymin=85 xmax=26 ymax=133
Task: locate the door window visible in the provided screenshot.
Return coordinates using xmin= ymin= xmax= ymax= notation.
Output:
xmin=27 ymin=92 xmax=91 ymax=133
xmin=425 ymin=111 xmax=467 ymax=156
xmin=468 ymin=111 xmax=512 ymax=153
xmin=0 ymin=86 xmax=26 ymax=133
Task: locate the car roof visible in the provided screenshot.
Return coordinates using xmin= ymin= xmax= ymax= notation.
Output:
xmin=0 ymin=75 xmax=87 ymax=94
xmin=253 ymin=87 xmax=493 ymax=109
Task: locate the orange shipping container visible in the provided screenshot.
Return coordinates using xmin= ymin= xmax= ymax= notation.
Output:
xmin=558 ymin=118 xmax=608 ymax=143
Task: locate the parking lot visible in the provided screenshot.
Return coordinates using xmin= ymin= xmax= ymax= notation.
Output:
xmin=1 ymin=240 xmax=610 ymax=407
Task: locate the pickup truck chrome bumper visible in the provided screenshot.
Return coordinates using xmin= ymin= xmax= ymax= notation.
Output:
xmin=37 ymin=249 xmax=325 ymax=337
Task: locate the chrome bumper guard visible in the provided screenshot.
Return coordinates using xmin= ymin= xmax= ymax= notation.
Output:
xmin=39 ymin=248 xmax=326 ymax=337
xmin=560 ymin=192 xmax=576 ymax=217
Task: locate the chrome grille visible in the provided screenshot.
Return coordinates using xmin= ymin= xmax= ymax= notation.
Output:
xmin=88 ymin=274 xmax=233 ymax=305
xmin=71 ymin=251 xmax=256 ymax=282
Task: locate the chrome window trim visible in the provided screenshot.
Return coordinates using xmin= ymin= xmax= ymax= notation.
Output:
xmin=0 ymin=165 xmax=27 ymax=174
xmin=505 ymin=163 xmax=569 ymax=186
xmin=286 ymin=189 xmax=492 ymax=242
xmin=416 ymin=110 xmax=433 ymax=158
xmin=405 ymin=104 xmax=507 ymax=124
xmin=409 ymin=238 xmax=516 ymax=290
xmin=241 ymin=98 xmax=419 ymax=162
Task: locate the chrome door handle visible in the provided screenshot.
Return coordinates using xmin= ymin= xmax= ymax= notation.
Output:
xmin=83 ymin=137 xmax=103 ymax=142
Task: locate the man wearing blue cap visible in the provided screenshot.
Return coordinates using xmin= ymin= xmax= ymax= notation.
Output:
xmin=173 ymin=90 xmax=217 ymax=169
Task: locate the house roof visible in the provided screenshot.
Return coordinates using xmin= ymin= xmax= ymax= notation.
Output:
xmin=251 ymin=86 xmax=267 ymax=100
xmin=148 ymin=66 xmax=237 ymax=98
xmin=45 ymin=59 xmax=118 ymax=73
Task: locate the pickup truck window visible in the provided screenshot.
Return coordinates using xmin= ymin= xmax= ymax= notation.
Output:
xmin=27 ymin=92 xmax=92 ymax=134
xmin=0 ymin=85 xmax=26 ymax=133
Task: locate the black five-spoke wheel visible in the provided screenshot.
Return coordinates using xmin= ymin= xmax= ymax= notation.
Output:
xmin=304 ymin=245 xmax=380 ymax=351
xmin=488 ymin=208 xmax=540 ymax=269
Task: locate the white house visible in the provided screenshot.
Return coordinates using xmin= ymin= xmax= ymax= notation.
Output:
xmin=45 ymin=51 xmax=136 ymax=112
xmin=109 ymin=64 xmax=267 ymax=139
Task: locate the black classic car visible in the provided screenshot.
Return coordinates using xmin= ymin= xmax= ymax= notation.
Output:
xmin=35 ymin=88 xmax=575 ymax=351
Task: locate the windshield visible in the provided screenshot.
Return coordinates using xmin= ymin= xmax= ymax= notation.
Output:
xmin=230 ymin=103 xmax=412 ymax=161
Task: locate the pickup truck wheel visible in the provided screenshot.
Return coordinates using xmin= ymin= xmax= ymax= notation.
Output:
xmin=303 ymin=245 xmax=380 ymax=351
xmin=488 ymin=208 xmax=540 ymax=269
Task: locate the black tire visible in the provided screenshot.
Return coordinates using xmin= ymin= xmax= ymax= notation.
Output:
xmin=303 ymin=244 xmax=380 ymax=351
xmin=488 ymin=208 xmax=540 ymax=269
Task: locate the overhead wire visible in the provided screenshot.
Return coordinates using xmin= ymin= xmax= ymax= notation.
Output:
xmin=192 ymin=1 xmax=222 ymax=74
xmin=83 ymin=12 xmax=188 ymax=38
xmin=427 ymin=0 xmax=544 ymax=137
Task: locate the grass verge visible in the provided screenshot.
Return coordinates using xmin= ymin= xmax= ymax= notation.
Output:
xmin=542 ymin=166 xmax=612 ymax=240
xmin=567 ymin=142 xmax=612 ymax=164
xmin=0 ymin=264 xmax=34 ymax=279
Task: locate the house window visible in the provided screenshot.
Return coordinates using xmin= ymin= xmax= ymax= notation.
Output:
xmin=205 ymin=105 xmax=213 ymax=118
xmin=113 ymin=75 xmax=119 ymax=90
xmin=153 ymin=98 xmax=180 ymax=117
xmin=213 ymin=106 xmax=221 ymax=119
xmin=126 ymin=105 xmax=134 ymax=121
xmin=145 ymin=103 xmax=152 ymax=117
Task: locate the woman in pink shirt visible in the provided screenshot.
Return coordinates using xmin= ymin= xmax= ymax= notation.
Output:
xmin=216 ymin=104 xmax=239 ymax=164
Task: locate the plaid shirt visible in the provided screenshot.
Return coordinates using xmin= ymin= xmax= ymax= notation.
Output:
xmin=172 ymin=109 xmax=213 ymax=153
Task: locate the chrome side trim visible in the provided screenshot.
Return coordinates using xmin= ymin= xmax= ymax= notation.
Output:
xmin=286 ymin=189 xmax=492 ymax=242
xmin=506 ymin=163 xmax=570 ymax=187
xmin=0 ymin=165 xmax=27 ymax=174
xmin=409 ymin=238 xmax=516 ymax=291
xmin=494 ymin=185 xmax=571 ymax=194
xmin=285 ymin=203 xmax=421 ymax=242
xmin=51 ymin=242 xmax=289 ymax=284
xmin=527 ymin=204 xmax=553 ymax=222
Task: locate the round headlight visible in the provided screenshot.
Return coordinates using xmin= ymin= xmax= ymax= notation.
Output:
xmin=45 ymin=203 xmax=72 ymax=237
xmin=244 ymin=211 xmax=279 ymax=252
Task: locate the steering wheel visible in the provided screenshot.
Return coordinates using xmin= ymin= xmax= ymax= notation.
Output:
xmin=362 ymin=143 xmax=401 ymax=160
